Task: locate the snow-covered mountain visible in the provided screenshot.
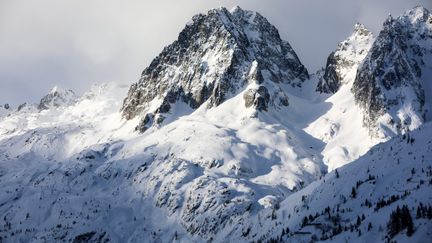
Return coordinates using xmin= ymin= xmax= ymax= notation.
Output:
xmin=0 ymin=5 xmax=431 ymax=243
xmin=38 ymin=86 xmax=78 ymax=111
xmin=353 ymin=6 xmax=432 ymax=138
xmin=121 ymin=6 xmax=307 ymax=132
xmin=316 ymin=23 xmax=374 ymax=94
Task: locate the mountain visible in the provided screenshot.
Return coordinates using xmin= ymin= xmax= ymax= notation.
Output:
xmin=0 ymin=7 xmax=326 ymax=241
xmin=352 ymin=6 xmax=432 ymax=137
xmin=38 ymin=86 xmax=77 ymax=110
xmin=316 ymin=23 xmax=374 ymax=94
xmin=0 ymin=5 xmax=431 ymax=243
xmin=121 ymin=6 xmax=308 ymax=132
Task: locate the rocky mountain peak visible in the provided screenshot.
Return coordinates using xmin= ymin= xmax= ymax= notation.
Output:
xmin=121 ymin=7 xmax=308 ymax=132
xmin=38 ymin=86 xmax=77 ymax=110
xmin=316 ymin=23 xmax=374 ymax=94
xmin=353 ymin=23 xmax=371 ymax=36
xmin=352 ymin=6 xmax=432 ymax=137
xmin=403 ymin=5 xmax=430 ymax=24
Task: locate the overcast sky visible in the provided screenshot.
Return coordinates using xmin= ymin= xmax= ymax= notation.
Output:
xmin=1 ymin=0 xmax=431 ymax=106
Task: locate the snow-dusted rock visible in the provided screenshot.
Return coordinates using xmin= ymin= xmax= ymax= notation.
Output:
xmin=38 ymin=86 xmax=78 ymax=110
xmin=353 ymin=6 xmax=432 ymax=137
xmin=316 ymin=23 xmax=374 ymax=94
xmin=121 ymin=6 xmax=308 ymax=131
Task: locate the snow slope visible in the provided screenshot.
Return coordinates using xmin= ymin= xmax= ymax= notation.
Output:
xmin=1 ymin=85 xmax=430 ymax=242
xmin=0 ymin=82 xmax=326 ymax=242
xmin=305 ymin=24 xmax=381 ymax=170
xmin=217 ymin=122 xmax=432 ymax=243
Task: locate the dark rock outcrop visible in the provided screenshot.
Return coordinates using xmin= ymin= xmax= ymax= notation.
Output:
xmin=243 ymin=86 xmax=270 ymax=111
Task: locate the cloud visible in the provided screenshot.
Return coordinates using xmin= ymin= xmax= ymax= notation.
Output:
xmin=0 ymin=0 xmax=430 ymax=106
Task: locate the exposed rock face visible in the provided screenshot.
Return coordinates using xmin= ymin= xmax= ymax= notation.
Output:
xmin=316 ymin=24 xmax=374 ymax=93
xmin=121 ymin=6 xmax=308 ymax=129
xmin=38 ymin=86 xmax=77 ymax=110
xmin=243 ymin=86 xmax=270 ymax=111
xmin=352 ymin=6 xmax=432 ymax=136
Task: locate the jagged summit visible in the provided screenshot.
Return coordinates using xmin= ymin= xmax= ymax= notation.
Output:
xmin=229 ymin=5 xmax=243 ymax=13
xmin=316 ymin=22 xmax=374 ymax=94
xmin=352 ymin=5 xmax=432 ymax=137
xmin=403 ymin=5 xmax=430 ymax=23
xmin=121 ymin=6 xmax=308 ymax=131
xmin=38 ymin=86 xmax=77 ymax=110
xmin=353 ymin=22 xmax=370 ymax=35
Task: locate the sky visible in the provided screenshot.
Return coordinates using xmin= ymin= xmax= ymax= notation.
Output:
xmin=1 ymin=0 xmax=431 ymax=106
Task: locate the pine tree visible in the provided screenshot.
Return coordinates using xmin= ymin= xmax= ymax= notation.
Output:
xmin=357 ymin=216 xmax=361 ymax=226
xmin=416 ymin=206 xmax=422 ymax=218
xmin=387 ymin=206 xmax=401 ymax=238
xmin=351 ymin=187 xmax=357 ymax=198
xmin=302 ymin=216 xmax=308 ymax=226
xmin=402 ymin=205 xmax=414 ymax=237
xmin=388 ymin=205 xmax=415 ymax=238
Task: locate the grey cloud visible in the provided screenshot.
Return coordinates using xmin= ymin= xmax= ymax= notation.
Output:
xmin=0 ymin=0 xmax=430 ymax=106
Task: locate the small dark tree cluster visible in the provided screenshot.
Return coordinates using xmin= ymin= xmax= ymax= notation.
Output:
xmin=362 ymin=199 xmax=372 ymax=208
xmin=356 ymin=180 xmax=364 ymax=188
xmin=368 ymin=222 xmax=373 ymax=231
xmin=416 ymin=202 xmax=432 ymax=219
xmin=387 ymin=205 xmax=414 ymax=238
xmin=375 ymin=195 xmax=400 ymax=211
xmin=402 ymin=133 xmax=415 ymax=144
